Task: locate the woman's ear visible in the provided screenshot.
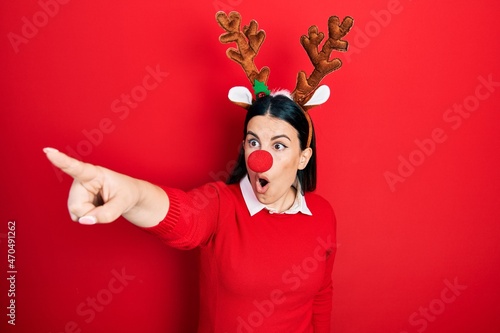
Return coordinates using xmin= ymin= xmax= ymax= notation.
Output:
xmin=298 ymin=147 xmax=313 ymax=170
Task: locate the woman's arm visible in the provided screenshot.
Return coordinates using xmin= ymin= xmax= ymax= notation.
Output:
xmin=312 ymin=209 xmax=337 ymax=333
xmin=44 ymin=148 xmax=168 ymax=228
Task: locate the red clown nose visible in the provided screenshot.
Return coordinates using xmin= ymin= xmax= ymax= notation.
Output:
xmin=247 ymin=150 xmax=273 ymax=173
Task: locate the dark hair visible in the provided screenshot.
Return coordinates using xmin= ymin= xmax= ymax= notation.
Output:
xmin=227 ymin=94 xmax=317 ymax=193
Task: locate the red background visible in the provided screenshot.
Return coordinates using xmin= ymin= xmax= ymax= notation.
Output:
xmin=1 ymin=0 xmax=500 ymax=332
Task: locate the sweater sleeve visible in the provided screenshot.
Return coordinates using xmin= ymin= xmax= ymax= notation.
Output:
xmin=140 ymin=182 xmax=223 ymax=250
xmin=312 ymin=208 xmax=337 ymax=332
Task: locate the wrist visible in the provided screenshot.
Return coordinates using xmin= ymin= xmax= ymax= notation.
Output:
xmin=123 ymin=179 xmax=169 ymax=228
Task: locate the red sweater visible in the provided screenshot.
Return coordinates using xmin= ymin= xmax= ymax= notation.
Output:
xmin=143 ymin=181 xmax=337 ymax=333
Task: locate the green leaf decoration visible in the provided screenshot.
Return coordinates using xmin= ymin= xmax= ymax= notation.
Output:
xmin=253 ymin=80 xmax=270 ymax=96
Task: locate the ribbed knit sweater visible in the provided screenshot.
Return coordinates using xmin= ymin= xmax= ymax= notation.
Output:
xmin=143 ymin=181 xmax=337 ymax=333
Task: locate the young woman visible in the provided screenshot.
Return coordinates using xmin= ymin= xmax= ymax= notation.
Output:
xmin=44 ymin=92 xmax=337 ymax=333
xmin=44 ymin=11 xmax=353 ymax=333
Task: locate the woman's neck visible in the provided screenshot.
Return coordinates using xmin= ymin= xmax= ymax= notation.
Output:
xmin=266 ymin=185 xmax=297 ymax=213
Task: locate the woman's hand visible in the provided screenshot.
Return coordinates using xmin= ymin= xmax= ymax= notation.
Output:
xmin=44 ymin=148 xmax=168 ymax=227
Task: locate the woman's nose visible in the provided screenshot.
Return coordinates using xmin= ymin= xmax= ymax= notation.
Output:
xmin=247 ymin=150 xmax=273 ymax=173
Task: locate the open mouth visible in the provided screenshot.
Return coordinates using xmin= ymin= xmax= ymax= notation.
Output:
xmin=258 ymin=178 xmax=269 ymax=187
xmin=255 ymin=176 xmax=270 ymax=194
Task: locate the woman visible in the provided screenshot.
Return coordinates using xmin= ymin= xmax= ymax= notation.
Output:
xmin=45 ymin=11 xmax=353 ymax=333
xmin=44 ymin=92 xmax=336 ymax=333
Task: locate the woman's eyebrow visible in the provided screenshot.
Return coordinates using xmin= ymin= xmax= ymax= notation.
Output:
xmin=246 ymin=131 xmax=291 ymax=142
xmin=271 ymin=134 xmax=291 ymax=142
xmin=246 ymin=130 xmax=259 ymax=139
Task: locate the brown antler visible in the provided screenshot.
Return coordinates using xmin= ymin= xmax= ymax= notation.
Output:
xmin=292 ymin=16 xmax=354 ymax=106
xmin=216 ymin=11 xmax=270 ymax=86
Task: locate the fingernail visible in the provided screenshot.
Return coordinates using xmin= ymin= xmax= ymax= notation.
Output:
xmin=78 ymin=216 xmax=97 ymax=225
xmin=43 ymin=147 xmax=59 ymax=154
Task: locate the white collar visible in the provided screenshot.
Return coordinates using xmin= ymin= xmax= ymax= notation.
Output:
xmin=239 ymin=175 xmax=312 ymax=216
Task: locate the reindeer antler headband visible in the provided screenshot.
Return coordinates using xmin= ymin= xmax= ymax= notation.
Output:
xmin=216 ymin=11 xmax=353 ymax=148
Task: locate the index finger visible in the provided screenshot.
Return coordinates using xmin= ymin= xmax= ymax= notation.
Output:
xmin=43 ymin=147 xmax=99 ymax=182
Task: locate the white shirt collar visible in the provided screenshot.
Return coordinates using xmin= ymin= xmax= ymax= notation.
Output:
xmin=239 ymin=175 xmax=312 ymax=216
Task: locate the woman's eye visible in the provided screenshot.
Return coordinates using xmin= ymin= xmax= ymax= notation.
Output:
xmin=248 ymin=139 xmax=260 ymax=148
xmin=274 ymin=143 xmax=286 ymax=150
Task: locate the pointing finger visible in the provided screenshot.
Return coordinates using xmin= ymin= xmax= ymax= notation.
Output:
xmin=43 ymin=147 xmax=99 ymax=182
